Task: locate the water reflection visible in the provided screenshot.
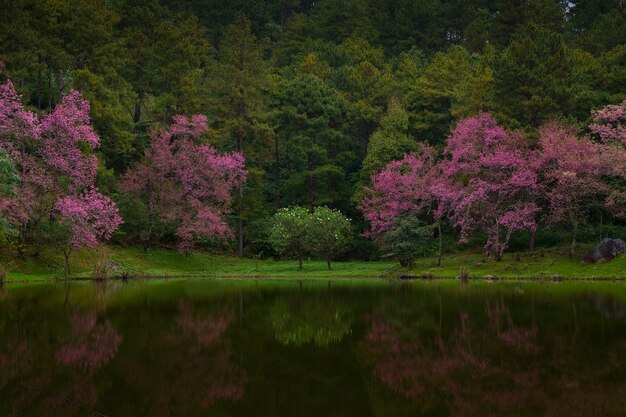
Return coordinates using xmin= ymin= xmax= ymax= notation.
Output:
xmin=269 ymin=297 xmax=352 ymax=346
xmin=0 ymin=280 xmax=625 ymax=416
xmin=56 ymin=310 xmax=122 ymax=371
xmin=361 ymin=292 xmax=626 ymax=416
xmin=0 ymin=308 xmax=122 ymax=416
xmin=122 ymin=299 xmax=246 ymax=416
xmin=584 ymin=292 xmax=626 ymax=319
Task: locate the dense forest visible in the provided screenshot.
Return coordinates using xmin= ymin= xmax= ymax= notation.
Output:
xmin=0 ymin=0 xmax=625 ymax=267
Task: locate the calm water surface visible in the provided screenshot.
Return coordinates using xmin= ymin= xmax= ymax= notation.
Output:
xmin=1 ymin=278 xmax=626 ymax=416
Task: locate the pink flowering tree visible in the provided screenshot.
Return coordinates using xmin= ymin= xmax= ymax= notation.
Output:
xmin=589 ymin=102 xmax=626 ymax=219
xmin=54 ymin=189 xmax=122 ymax=275
xmin=121 ymin=115 xmax=246 ymax=252
xmin=589 ymin=100 xmax=626 ymax=147
xmin=0 ymin=77 xmax=122 ymax=275
xmin=538 ymin=123 xmax=626 ymax=257
xmin=359 ymin=145 xmax=444 ymax=266
xmin=436 ymin=113 xmax=541 ymax=261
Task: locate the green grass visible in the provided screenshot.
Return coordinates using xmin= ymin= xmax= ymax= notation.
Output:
xmin=3 ymin=245 xmax=397 ymax=281
xmin=408 ymin=245 xmax=626 ymax=279
xmin=2 ymin=244 xmax=625 ymax=282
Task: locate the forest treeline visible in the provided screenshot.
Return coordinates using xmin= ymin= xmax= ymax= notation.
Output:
xmin=0 ymin=0 xmax=625 ymax=262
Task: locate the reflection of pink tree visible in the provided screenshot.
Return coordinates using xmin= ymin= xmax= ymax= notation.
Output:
xmin=361 ymin=303 xmax=547 ymax=416
xmin=0 ymin=310 xmax=122 ymax=417
xmin=124 ymin=300 xmax=246 ymax=416
xmin=56 ymin=310 xmax=122 ymax=373
xmin=362 ymin=300 xmax=626 ymax=416
xmin=177 ymin=300 xmax=234 ymax=347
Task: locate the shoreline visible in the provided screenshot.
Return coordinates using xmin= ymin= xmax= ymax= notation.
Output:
xmin=3 ymin=273 xmax=626 ymax=285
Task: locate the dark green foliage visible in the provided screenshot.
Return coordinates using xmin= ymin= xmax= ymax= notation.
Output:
xmin=0 ymin=152 xmax=18 ymax=242
xmin=360 ymin=97 xmax=417 ymax=182
xmin=493 ymin=24 xmax=575 ymax=128
xmin=381 ymin=215 xmax=434 ymax=268
xmin=271 ymin=74 xmax=354 ymax=210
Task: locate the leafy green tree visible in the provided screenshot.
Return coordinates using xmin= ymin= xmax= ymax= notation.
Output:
xmin=360 ymin=97 xmax=418 ymax=183
xmin=268 ymin=206 xmax=312 ymax=270
xmin=0 ymin=151 xmax=19 ymax=241
xmin=335 ymin=37 xmax=393 ymax=159
xmin=72 ymin=69 xmax=137 ymax=173
xmin=309 ymin=0 xmax=379 ymax=43
xmin=403 ymin=45 xmax=493 ymax=144
xmin=601 ymin=45 xmax=626 ymax=104
xmin=375 ymin=0 xmax=446 ymax=55
xmin=492 ymin=24 xmax=573 ymax=128
xmin=213 ymin=15 xmax=273 ymax=256
xmin=271 ymin=74 xmax=353 ymax=210
xmin=273 ymin=13 xmax=312 ymax=66
xmin=381 ymin=215 xmax=434 ymax=268
xmin=573 ymin=6 xmax=626 ymax=54
xmin=309 ymin=206 xmax=352 ymax=269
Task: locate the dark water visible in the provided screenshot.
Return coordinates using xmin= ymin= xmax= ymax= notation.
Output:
xmin=1 ymin=278 xmax=626 ymax=417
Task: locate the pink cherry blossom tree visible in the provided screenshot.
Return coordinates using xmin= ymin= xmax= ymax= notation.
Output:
xmin=589 ymin=100 xmax=626 ymax=147
xmin=359 ymin=145 xmax=445 ymax=265
xmin=121 ymin=115 xmax=246 ymax=252
xmin=589 ymin=102 xmax=626 ymax=220
xmin=54 ymin=189 xmax=122 ymax=275
xmin=0 ymin=76 xmax=122 ymax=274
xmin=436 ymin=113 xmax=541 ymax=261
xmin=538 ymin=123 xmax=626 ymax=257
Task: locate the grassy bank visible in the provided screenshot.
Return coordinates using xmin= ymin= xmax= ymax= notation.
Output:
xmin=3 ymin=246 xmax=397 ymax=281
xmin=2 ymin=244 xmax=625 ymax=282
xmin=408 ymin=246 xmax=626 ymax=279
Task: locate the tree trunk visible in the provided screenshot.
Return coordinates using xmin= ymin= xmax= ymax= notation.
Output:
xmin=274 ymin=134 xmax=280 ymax=205
xmin=298 ymin=258 xmax=302 ymax=271
xmin=495 ymin=246 xmax=503 ymax=262
xmin=48 ymin=63 xmax=52 ymax=109
xmin=238 ymin=185 xmax=244 ymax=257
xmin=237 ymin=130 xmax=244 ymax=257
xmin=528 ymin=228 xmax=536 ymax=252
xmin=307 ymin=151 xmax=314 ymax=209
xmin=133 ymin=96 xmax=143 ymax=124
xmin=57 ymin=69 xmax=65 ymax=102
xmin=37 ymin=60 xmax=42 ymax=109
xmin=570 ymin=225 xmax=577 ymax=259
xmin=327 ymin=259 xmax=331 ymax=270
xmin=437 ymin=221 xmax=442 ymax=267
xmin=63 ymin=249 xmax=72 ymax=277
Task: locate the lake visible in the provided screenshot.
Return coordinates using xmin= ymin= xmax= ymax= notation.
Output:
xmin=1 ymin=278 xmax=625 ymax=416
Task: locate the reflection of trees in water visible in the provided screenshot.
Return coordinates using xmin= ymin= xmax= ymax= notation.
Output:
xmin=0 ymin=309 xmax=122 ymax=417
xmin=583 ymin=292 xmax=626 ymax=319
xmin=123 ymin=299 xmax=246 ymax=416
xmin=361 ymin=296 xmax=626 ymax=417
xmin=56 ymin=310 xmax=122 ymax=372
xmin=269 ymin=297 xmax=352 ymax=347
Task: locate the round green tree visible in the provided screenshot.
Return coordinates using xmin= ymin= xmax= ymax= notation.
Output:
xmin=309 ymin=206 xmax=352 ymax=270
xmin=268 ymin=206 xmax=312 ymax=270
